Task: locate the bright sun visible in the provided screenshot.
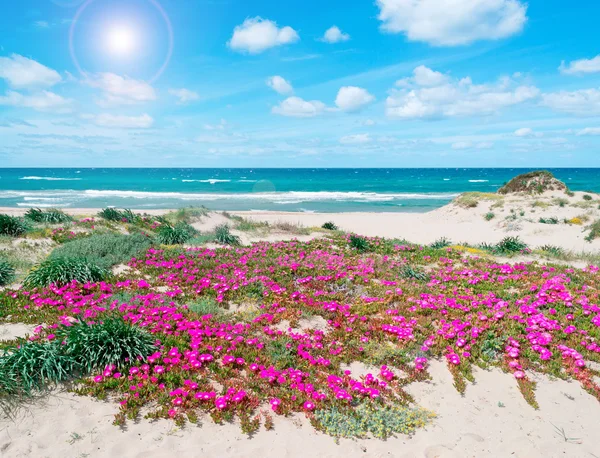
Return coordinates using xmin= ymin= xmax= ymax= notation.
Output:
xmin=106 ymin=24 xmax=138 ymax=57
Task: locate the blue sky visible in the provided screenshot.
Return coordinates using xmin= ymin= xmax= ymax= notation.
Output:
xmin=1 ymin=0 xmax=600 ymax=167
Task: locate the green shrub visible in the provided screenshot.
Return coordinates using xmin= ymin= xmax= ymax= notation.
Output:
xmin=58 ymin=316 xmax=155 ymax=373
xmin=187 ymin=297 xmax=222 ymax=317
xmin=538 ymin=244 xmax=565 ymax=258
xmin=400 ymin=265 xmax=429 ymax=281
xmin=165 ymin=207 xmax=209 ymax=224
xmin=430 ymin=237 xmax=451 ymax=249
xmin=314 ymin=402 xmax=434 ymax=439
xmin=484 ymin=212 xmax=495 ymax=221
xmin=538 ymin=217 xmax=559 ymax=225
xmin=349 ymin=235 xmax=369 ymax=252
xmin=0 ymin=259 xmax=16 ymax=286
xmin=186 ymin=233 xmax=216 ymax=246
xmin=214 ymin=224 xmax=241 ymax=246
xmin=50 ymin=233 xmax=151 ymax=270
xmin=583 ymin=194 xmax=593 ymax=201
xmin=498 ymin=171 xmax=567 ymax=194
xmin=97 ymin=208 xmax=140 ymax=223
xmin=24 ymin=208 xmax=72 ymax=224
xmin=157 ymin=222 xmax=197 ymax=245
xmin=0 ymin=341 xmax=77 ymax=395
xmin=265 ymin=337 xmax=296 ymax=370
xmin=321 ymin=221 xmax=338 ymax=231
xmin=495 ymin=236 xmax=528 ymax=254
xmin=0 ymin=214 xmax=29 ymax=237
xmin=23 ymin=257 xmax=109 ymax=289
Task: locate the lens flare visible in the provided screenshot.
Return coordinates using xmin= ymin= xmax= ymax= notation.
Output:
xmin=69 ymin=0 xmax=174 ymax=82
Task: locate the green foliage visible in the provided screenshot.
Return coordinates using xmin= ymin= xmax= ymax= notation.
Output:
xmin=24 ymin=208 xmax=72 ymax=224
xmin=314 ymin=402 xmax=434 ymax=439
xmin=58 ymin=316 xmax=155 ymax=373
xmin=583 ymin=194 xmax=593 ymax=201
xmin=97 ymin=208 xmax=143 ymax=224
xmin=234 ymin=218 xmax=269 ymax=232
xmin=214 ymin=224 xmax=241 ymax=246
xmin=538 ymin=244 xmax=566 ymax=258
xmin=430 ymin=237 xmax=452 ymax=249
xmin=484 ymin=212 xmax=495 ymax=221
xmin=495 ymin=236 xmax=528 ymax=255
xmin=400 ymin=265 xmax=429 ymax=281
xmin=164 ymin=207 xmax=209 ymax=224
xmin=349 ymin=234 xmax=370 ymax=252
xmin=0 ymin=214 xmax=29 ymax=237
xmin=0 ymin=259 xmax=16 ymax=286
xmin=480 ymin=332 xmax=505 ymax=362
xmin=585 ymin=219 xmax=600 ymax=242
xmin=554 ymin=198 xmax=569 ymax=207
xmin=157 ymin=222 xmax=198 ymax=245
xmin=498 ymin=170 xmax=567 ymax=194
xmin=187 ymin=297 xmax=223 ymax=317
xmin=538 ymin=216 xmax=559 ymax=225
xmin=265 ymin=337 xmax=295 ymax=370
xmin=0 ymin=341 xmax=77 ymax=395
xmin=321 ymin=221 xmax=338 ymax=231
xmin=50 ymin=233 xmax=151 ymax=270
xmin=23 ymin=257 xmax=109 ymax=289
xmin=186 ymin=233 xmax=216 ymax=246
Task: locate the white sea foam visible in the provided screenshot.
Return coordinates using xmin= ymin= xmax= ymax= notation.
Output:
xmin=182 ymin=179 xmax=231 ymax=184
xmin=468 ymin=180 xmax=489 ymax=183
xmin=20 ymin=176 xmax=82 ymax=181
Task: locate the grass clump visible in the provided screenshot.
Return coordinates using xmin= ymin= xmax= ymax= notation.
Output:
xmin=58 ymin=316 xmax=155 ymax=373
xmin=164 ymin=207 xmax=209 ymax=224
xmin=23 ymin=257 xmax=109 ymax=289
xmin=495 ymin=236 xmax=528 ymax=255
xmin=400 ymin=265 xmax=429 ymax=281
xmin=349 ymin=234 xmax=370 ymax=252
xmin=430 ymin=237 xmax=452 ymax=249
xmin=539 ymin=217 xmax=559 ymax=225
xmin=454 ymin=192 xmax=502 ymax=209
xmin=484 ymin=212 xmax=495 ymax=221
xmin=584 ymin=219 xmax=600 ymax=242
xmin=0 ymin=214 xmax=29 ymax=237
xmin=538 ymin=245 xmax=566 ymax=258
xmin=0 ymin=259 xmax=16 ymax=287
xmin=498 ymin=170 xmax=567 ymax=194
xmin=321 ymin=221 xmax=338 ymax=231
xmin=234 ymin=217 xmax=269 ymax=232
xmin=214 ymin=224 xmax=241 ymax=246
xmin=187 ymin=297 xmax=223 ymax=317
xmin=583 ymin=194 xmax=593 ymax=201
xmin=24 ymin=208 xmax=72 ymax=224
xmin=314 ymin=402 xmax=434 ymax=439
xmin=553 ymin=198 xmax=569 ymax=207
xmin=157 ymin=222 xmax=197 ymax=245
xmin=50 ymin=233 xmax=151 ymax=270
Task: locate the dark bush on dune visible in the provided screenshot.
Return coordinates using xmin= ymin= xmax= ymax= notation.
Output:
xmin=23 ymin=257 xmax=109 ymax=289
xmin=498 ymin=171 xmax=568 ymax=195
xmin=0 ymin=214 xmax=29 ymax=237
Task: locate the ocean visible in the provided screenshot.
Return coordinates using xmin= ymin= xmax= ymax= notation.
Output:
xmin=0 ymin=168 xmax=598 ymax=213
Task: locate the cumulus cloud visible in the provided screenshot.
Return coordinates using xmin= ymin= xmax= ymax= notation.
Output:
xmin=541 ymin=88 xmax=600 ymax=116
xmin=386 ymin=66 xmax=539 ymax=119
xmin=321 ymin=26 xmax=350 ymax=43
xmin=560 ymin=55 xmax=600 ymax=75
xmin=0 ymin=54 xmax=62 ymax=89
xmin=267 ymin=75 xmax=293 ymax=95
xmin=272 ymin=96 xmax=325 ymax=118
xmin=340 ymin=133 xmax=371 ymax=144
xmin=94 ymin=113 xmax=154 ymax=129
xmin=0 ymin=90 xmax=73 ymax=113
xmin=335 ymin=86 xmax=375 ymax=112
xmin=228 ymin=17 xmax=299 ymax=54
xmin=168 ymin=88 xmax=199 ymax=104
xmin=577 ymin=127 xmax=600 ymax=136
xmin=87 ymin=73 xmax=156 ymax=107
xmin=376 ymin=0 xmax=527 ymax=46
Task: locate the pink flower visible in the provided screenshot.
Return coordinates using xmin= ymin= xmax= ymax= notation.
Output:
xmin=303 ymin=401 xmax=315 ymax=411
xmin=514 ymin=370 xmax=525 ymax=379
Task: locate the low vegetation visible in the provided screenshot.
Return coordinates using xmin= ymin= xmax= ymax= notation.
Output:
xmin=23 ymin=257 xmax=109 ymax=289
xmin=498 ymin=170 xmax=568 ymax=194
xmin=24 ymin=208 xmax=72 ymax=224
xmin=0 ymin=214 xmax=29 ymax=237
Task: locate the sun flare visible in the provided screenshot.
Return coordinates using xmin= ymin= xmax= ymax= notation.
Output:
xmin=105 ymin=24 xmax=138 ymax=57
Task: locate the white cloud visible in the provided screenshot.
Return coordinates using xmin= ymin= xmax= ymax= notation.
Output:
xmin=363 ymin=119 xmax=376 ymax=126
xmin=514 ymin=127 xmax=543 ymax=137
xmin=541 ymin=88 xmax=600 ymax=116
xmin=376 ymin=0 xmax=527 ymax=46
xmin=321 ymin=26 xmax=350 ymax=43
xmin=577 ymin=127 xmax=600 ymax=136
xmin=335 ymin=86 xmax=375 ymax=112
xmin=0 ymin=54 xmax=62 ymax=89
xmin=228 ymin=17 xmax=299 ymax=54
xmin=94 ymin=113 xmax=154 ymax=129
xmin=560 ymin=55 xmax=600 ymax=75
xmin=87 ymin=73 xmax=156 ymax=107
xmin=340 ymin=133 xmax=371 ymax=144
xmin=168 ymin=88 xmax=199 ymax=104
xmin=267 ymin=75 xmax=293 ymax=95
xmin=451 ymin=141 xmax=494 ymax=150
xmin=386 ymin=66 xmax=539 ymax=119
xmin=203 ymin=119 xmax=228 ymax=131
xmin=272 ymin=96 xmax=325 ymax=118
xmin=0 ymin=90 xmax=74 ymax=113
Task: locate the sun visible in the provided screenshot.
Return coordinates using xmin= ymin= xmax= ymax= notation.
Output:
xmin=105 ymin=24 xmax=138 ymax=57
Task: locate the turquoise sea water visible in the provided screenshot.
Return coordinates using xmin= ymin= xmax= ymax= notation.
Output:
xmin=0 ymin=168 xmax=598 ymax=213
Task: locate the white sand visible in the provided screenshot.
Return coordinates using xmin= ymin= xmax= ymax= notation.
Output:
xmin=1 ymin=361 xmax=598 ymax=458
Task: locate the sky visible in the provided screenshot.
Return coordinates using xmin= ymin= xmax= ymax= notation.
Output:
xmin=0 ymin=0 xmax=600 ymax=168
